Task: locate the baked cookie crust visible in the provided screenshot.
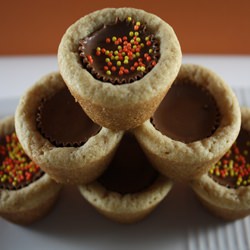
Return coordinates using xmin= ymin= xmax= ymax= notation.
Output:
xmin=133 ymin=64 xmax=241 ymax=181
xmin=0 ymin=116 xmax=62 ymax=225
xmin=15 ymin=72 xmax=124 ymax=184
xmin=58 ymin=7 xmax=182 ymax=130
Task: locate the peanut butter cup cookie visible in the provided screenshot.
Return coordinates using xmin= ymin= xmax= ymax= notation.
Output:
xmin=15 ymin=72 xmax=123 ymax=184
xmin=133 ymin=64 xmax=241 ymax=181
xmin=79 ymin=133 xmax=173 ymax=224
xmin=58 ymin=7 xmax=182 ymax=130
xmin=0 ymin=116 xmax=62 ymax=225
xmin=191 ymin=108 xmax=250 ymax=220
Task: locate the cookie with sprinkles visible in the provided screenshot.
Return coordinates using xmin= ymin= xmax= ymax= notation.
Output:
xmin=58 ymin=7 xmax=182 ymax=130
xmin=191 ymin=107 xmax=250 ymax=220
xmin=0 ymin=116 xmax=62 ymax=225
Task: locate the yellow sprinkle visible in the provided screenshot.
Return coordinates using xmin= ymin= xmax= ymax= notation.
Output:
xmin=127 ymin=16 xmax=132 ymax=22
xmin=115 ymin=55 xmax=119 ymax=60
xmin=140 ymin=66 xmax=146 ymax=72
xmin=136 ymin=52 xmax=140 ymax=57
xmin=123 ymin=59 xmax=129 ymax=64
xmin=136 ymin=37 xmax=141 ymax=42
xmin=149 ymin=48 xmax=153 ymax=53
xmin=229 ymin=160 xmax=233 ymax=169
xmin=112 ymin=36 xmax=117 ymax=42
xmin=118 ymin=46 xmax=122 ymax=50
xmin=105 ymin=58 xmax=110 ymax=63
xmin=106 ymin=70 xmax=111 ymax=75
xmin=114 ymin=51 xmax=119 ymax=55
xmin=134 ymin=32 xmax=139 ymax=36
xmin=129 ymin=31 xmax=134 ymax=37
xmin=105 ymin=50 xmax=110 ymax=55
xmin=136 ymin=21 xmax=141 ymax=26
xmin=140 ymin=43 xmax=145 ymax=48
xmin=117 ymin=61 xmax=121 ymax=66
xmin=96 ymin=47 xmax=101 ymax=51
xmin=215 ymin=170 xmax=220 ymax=176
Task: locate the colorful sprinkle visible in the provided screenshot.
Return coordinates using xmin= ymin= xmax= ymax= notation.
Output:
xmin=0 ymin=132 xmax=44 ymax=190
xmin=209 ymin=130 xmax=250 ymax=188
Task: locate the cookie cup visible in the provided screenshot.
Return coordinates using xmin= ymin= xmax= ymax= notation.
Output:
xmin=58 ymin=7 xmax=182 ymax=130
xmin=133 ymin=64 xmax=241 ymax=182
xmin=190 ymin=107 xmax=250 ymax=220
xmin=0 ymin=116 xmax=62 ymax=225
xmin=15 ymin=72 xmax=124 ymax=184
xmin=79 ymin=175 xmax=173 ymax=224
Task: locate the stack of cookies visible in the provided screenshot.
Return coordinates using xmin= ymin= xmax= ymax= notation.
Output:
xmin=0 ymin=7 xmax=249 ymax=224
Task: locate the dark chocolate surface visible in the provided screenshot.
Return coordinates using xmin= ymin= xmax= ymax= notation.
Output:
xmin=79 ymin=18 xmax=160 ymax=84
xmin=37 ymin=87 xmax=101 ymax=147
xmin=98 ymin=133 xmax=158 ymax=195
xmin=152 ymin=79 xmax=221 ymax=143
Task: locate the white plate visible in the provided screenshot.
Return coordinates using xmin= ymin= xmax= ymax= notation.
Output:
xmin=0 ymin=94 xmax=250 ymax=250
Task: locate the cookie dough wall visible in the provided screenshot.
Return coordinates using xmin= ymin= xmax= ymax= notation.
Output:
xmin=0 ymin=0 xmax=249 ymax=54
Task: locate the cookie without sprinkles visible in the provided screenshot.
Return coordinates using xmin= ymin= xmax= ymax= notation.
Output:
xmin=0 ymin=132 xmax=44 ymax=190
xmin=79 ymin=16 xmax=160 ymax=84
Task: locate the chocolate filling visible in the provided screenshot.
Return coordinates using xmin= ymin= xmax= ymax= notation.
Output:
xmin=36 ymin=87 xmax=101 ymax=147
xmin=98 ymin=133 xmax=159 ymax=194
xmin=79 ymin=17 xmax=160 ymax=84
xmin=209 ymin=128 xmax=250 ymax=189
xmin=152 ymin=79 xmax=221 ymax=143
xmin=0 ymin=133 xmax=44 ymax=190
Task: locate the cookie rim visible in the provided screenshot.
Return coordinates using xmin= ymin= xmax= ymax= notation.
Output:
xmin=15 ymin=72 xmax=124 ymax=184
xmin=58 ymin=7 xmax=181 ymax=108
xmin=133 ymin=63 xmax=241 ymax=181
xmin=79 ymin=174 xmax=173 ymax=223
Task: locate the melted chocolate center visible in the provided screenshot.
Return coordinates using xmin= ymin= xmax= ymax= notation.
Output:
xmin=37 ymin=87 xmax=101 ymax=147
xmin=98 ymin=133 xmax=158 ymax=194
xmin=209 ymin=128 xmax=250 ymax=189
xmin=79 ymin=18 xmax=160 ymax=84
xmin=152 ymin=79 xmax=221 ymax=143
